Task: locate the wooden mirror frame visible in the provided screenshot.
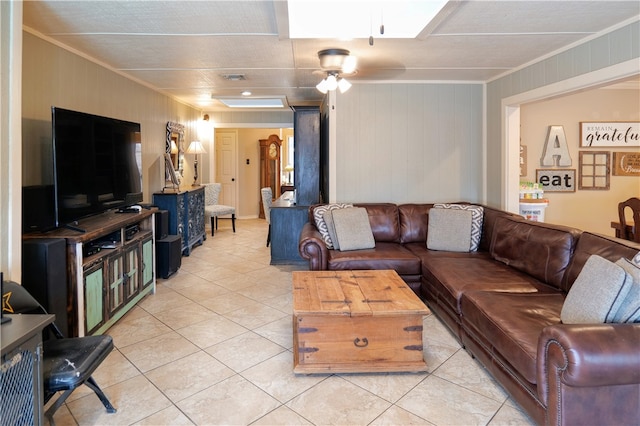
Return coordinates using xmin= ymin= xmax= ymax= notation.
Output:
xmin=166 ymin=121 xmax=185 ymax=177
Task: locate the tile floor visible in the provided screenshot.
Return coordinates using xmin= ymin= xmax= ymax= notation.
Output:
xmin=46 ymin=218 xmax=535 ymax=426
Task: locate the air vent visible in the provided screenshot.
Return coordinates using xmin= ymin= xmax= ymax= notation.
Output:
xmin=221 ymin=74 xmax=246 ymax=81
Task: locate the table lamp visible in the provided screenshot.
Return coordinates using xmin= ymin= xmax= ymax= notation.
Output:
xmin=186 ymin=140 xmax=206 ymax=186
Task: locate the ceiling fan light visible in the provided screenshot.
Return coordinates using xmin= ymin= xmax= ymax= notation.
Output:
xmin=342 ymin=56 xmax=357 ymax=74
xmin=325 ymin=74 xmax=338 ymax=91
xmin=338 ymin=77 xmax=352 ymax=93
xmin=316 ymin=78 xmax=329 ymax=94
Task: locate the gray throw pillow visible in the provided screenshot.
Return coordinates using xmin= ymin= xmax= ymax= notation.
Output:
xmin=433 ymin=203 xmax=484 ymax=251
xmin=323 ymin=210 xmax=340 ymax=250
xmin=561 ymin=255 xmax=632 ymax=324
xmin=613 ymin=258 xmax=640 ymax=323
xmin=427 ymin=208 xmax=473 ymax=252
xmin=331 ymin=207 xmax=375 ymax=251
xmin=312 ymin=203 xmax=353 ymax=249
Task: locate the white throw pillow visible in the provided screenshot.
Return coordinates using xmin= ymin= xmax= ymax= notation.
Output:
xmin=427 ymin=208 xmax=473 ymax=252
xmin=561 ymin=255 xmax=632 ymax=324
xmin=312 ymin=203 xmax=353 ymax=249
xmin=433 ymin=203 xmax=484 ymax=251
xmin=331 ymin=207 xmax=375 ymax=251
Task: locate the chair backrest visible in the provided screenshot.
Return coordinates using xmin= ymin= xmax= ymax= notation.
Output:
xmin=618 ymin=197 xmax=640 ymax=242
xmin=261 ymin=187 xmax=273 ymax=223
xmin=2 ymin=280 xmax=44 ymax=315
xmin=203 ymin=183 xmax=222 ymax=205
xmin=2 ymin=280 xmax=65 ymax=338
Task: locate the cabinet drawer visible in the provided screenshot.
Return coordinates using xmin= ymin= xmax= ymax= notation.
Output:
xmin=293 ymin=314 xmax=426 ymax=373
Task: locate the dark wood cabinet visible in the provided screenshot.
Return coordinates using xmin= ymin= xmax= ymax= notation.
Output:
xmin=153 ymin=187 xmax=205 ymax=255
xmin=270 ymin=193 xmax=309 ymax=264
xmin=23 ymin=209 xmax=156 ymax=337
xmin=292 ymin=106 xmax=320 ymax=205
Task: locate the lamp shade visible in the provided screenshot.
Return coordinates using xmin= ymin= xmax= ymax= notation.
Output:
xmin=186 ymin=140 xmax=207 ymax=154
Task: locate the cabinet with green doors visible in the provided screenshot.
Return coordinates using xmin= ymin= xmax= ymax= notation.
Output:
xmin=24 ymin=208 xmax=157 ymax=337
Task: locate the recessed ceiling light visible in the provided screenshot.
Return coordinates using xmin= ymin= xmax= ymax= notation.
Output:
xmin=241 ymin=91 xmax=252 ymax=96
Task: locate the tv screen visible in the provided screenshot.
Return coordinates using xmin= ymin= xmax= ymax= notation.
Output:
xmin=52 ymin=107 xmax=142 ymax=228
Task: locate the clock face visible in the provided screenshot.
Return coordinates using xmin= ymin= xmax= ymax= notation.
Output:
xmin=269 ymin=143 xmax=277 ymax=158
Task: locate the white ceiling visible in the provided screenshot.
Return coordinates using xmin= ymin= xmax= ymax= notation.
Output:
xmin=23 ymin=1 xmax=640 ymax=111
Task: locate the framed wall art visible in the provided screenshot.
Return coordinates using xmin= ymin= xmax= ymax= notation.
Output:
xmin=612 ymin=152 xmax=640 ymax=176
xmin=536 ymin=169 xmax=576 ymax=192
xmin=578 ymin=151 xmax=610 ymax=190
xmin=579 ymin=122 xmax=639 ymax=147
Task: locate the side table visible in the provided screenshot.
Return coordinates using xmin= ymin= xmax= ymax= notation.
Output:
xmin=1 ymin=314 xmax=55 ymax=425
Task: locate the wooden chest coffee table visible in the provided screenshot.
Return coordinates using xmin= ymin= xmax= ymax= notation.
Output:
xmin=292 ymin=270 xmax=430 ymax=374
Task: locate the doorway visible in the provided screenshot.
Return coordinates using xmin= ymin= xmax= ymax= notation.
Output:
xmin=212 ymin=127 xmax=294 ymax=219
xmin=215 ymin=130 xmax=238 ymax=208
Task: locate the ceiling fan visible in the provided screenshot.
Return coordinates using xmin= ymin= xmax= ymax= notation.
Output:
xmin=315 ymin=48 xmax=358 ymax=94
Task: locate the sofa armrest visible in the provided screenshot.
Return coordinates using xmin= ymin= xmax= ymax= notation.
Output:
xmin=537 ymin=323 xmax=640 ymax=401
xmin=299 ymin=222 xmax=329 ymax=270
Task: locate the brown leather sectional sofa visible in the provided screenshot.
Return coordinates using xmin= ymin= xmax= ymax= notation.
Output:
xmin=298 ymin=202 xmax=640 ymax=426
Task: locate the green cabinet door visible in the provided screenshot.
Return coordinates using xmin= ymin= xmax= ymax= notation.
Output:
xmin=84 ymin=262 xmax=105 ymax=335
xmin=141 ymin=236 xmax=154 ymax=288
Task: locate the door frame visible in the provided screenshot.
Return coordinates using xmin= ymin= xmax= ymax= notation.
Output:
xmin=211 ymin=121 xmax=293 ymax=218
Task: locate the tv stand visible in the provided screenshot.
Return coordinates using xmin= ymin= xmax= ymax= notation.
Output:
xmin=23 ymin=208 xmax=157 ymax=337
xmin=62 ymin=223 xmax=86 ymax=233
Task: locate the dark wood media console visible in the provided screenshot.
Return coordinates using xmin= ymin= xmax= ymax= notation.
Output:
xmin=23 ymin=208 xmax=156 ymax=337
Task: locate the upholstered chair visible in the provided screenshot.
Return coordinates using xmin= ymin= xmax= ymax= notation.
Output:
xmin=203 ymin=183 xmax=236 ymax=236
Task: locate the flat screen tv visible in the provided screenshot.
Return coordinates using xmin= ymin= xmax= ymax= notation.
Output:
xmin=51 ymin=107 xmax=143 ymax=229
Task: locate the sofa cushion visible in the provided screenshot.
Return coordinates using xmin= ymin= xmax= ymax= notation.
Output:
xmin=328 ymin=242 xmax=421 ymax=275
xmin=613 ymin=258 xmax=640 ymax=323
xmin=561 ymin=255 xmax=632 ymax=324
xmin=331 ymin=207 xmax=376 ymax=251
xmin=354 ymin=203 xmax=401 ymax=243
xmin=490 ymin=216 xmax=578 ymax=290
xmin=461 ymin=291 xmax=565 ymax=384
xmin=312 ymin=203 xmax=352 ymax=249
xmin=427 ymin=208 xmax=473 ymax=252
xmin=433 ymin=203 xmax=484 ymax=251
xmin=421 ymin=255 xmax=557 ymax=315
xmin=398 ymin=204 xmax=432 ymax=244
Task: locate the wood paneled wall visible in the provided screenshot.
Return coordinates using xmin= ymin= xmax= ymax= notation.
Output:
xmin=334 ymin=83 xmax=484 ymax=204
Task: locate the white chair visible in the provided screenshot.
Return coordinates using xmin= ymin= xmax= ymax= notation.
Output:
xmin=203 ymin=183 xmax=236 ymax=236
xmin=261 ymin=187 xmax=273 ymax=246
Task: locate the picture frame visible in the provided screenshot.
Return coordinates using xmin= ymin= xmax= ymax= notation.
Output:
xmin=535 ymin=169 xmax=576 ymax=192
xmin=579 ymin=122 xmax=640 ymax=147
xmin=612 ymin=152 xmax=640 ymax=176
xmin=163 ymin=153 xmax=181 ymax=191
xmin=578 ymin=151 xmax=610 ymax=190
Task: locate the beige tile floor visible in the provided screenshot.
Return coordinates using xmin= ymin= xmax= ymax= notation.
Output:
xmin=46 ymin=218 xmax=535 ymax=426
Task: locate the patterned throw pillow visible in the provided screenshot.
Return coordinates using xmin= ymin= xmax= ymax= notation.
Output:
xmin=433 ymin=203 xmax=484 ymax=251
xmin=312 ymin=203 xmax=353 ymax=249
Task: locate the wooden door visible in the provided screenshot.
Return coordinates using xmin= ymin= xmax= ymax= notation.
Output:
xmin=215 ymin=131 xmax=237 ymax=208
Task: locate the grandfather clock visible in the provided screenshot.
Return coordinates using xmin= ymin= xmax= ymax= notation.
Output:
xmin=259 ymin=134 xmax=282 ymax=218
